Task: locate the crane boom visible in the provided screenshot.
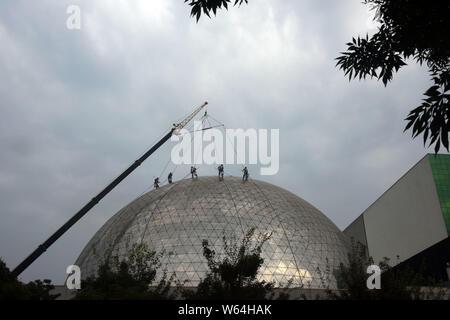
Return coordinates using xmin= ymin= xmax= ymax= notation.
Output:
xmin=12 ymin=101 xmax=208 ymax=277
xmin=173 ymin=101 xmax=208 ymax=133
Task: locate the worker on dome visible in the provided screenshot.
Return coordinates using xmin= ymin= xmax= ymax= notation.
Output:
xmin=168 ymin=172 xmax=173 ymax=184
xmin=191 ymin=166 xmax=198 ymax=179
xmin=218 ymin=164 xmax=224 ymax=180
xmin=154 ymin=177 xmax=160 ymax=189
xmin=242 ymin=167 xmax=249 ymax=181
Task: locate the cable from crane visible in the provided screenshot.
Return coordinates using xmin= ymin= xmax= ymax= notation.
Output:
xmin=136 ymin=109 xmax=233 ymax=206
xmin=136 ymin=109 xmax=213 ymax=197
xmin=214 ymin=122 xmax=306 ymax=285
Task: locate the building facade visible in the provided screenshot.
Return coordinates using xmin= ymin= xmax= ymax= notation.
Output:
xmin=344 ymin=154 xmax=450 ymax=281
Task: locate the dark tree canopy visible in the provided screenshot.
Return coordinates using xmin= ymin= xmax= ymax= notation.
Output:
xmin=329 ymin=240 xmax=447 ymax=300
xmin=183 ymin=228 xmax=284 ymax=300
xmin=184 ymin=0 xmax=248 ymax=21
xmin=183 ymin=0 xmax=450 ymax=153
xmin=336 ymin=0 xmax=450 ymax=153
xmin=0 ymin=259 xmax=58 ymax=300
xmin=73 ymin=243 xmax=175 ymax=300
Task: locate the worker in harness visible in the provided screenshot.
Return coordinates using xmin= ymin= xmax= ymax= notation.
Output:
xmin=154 ymin=177 xmax=160 ymax=189
xmin=242 ymin=167 xmax=249 ymax=181
xmin=218 ymin=164 xmax=224 ymax=180
xmin=168 ymin=172 xmax=173 ymax=184
xmin=191 ymin=166 xmax=198 ymax=179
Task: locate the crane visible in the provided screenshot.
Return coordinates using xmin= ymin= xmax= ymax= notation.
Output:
xmin=12 ymin=101 xmax=209 ymax=276
xmin=173 ymin=101 xmax=208 ymax=135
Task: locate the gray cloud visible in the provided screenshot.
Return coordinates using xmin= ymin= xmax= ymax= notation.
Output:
xmin=0 ymin=0 xmax=444 ymax=284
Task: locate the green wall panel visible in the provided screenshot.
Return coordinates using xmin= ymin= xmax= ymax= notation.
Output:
xmin=429 ymin=154 xmax=450 ymax=235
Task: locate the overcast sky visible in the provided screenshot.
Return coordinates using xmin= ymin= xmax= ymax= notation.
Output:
xmin=0 ymin=0 xmax=446 ymax=284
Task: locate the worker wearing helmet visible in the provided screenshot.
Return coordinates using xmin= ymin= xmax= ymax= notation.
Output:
xmin=242 ymin=167 xmax=249 ymax=181
xmin=218 ymin=164 xmax=224 ymax=180
xmin=191 ymin=166 xmax=198 ymax=179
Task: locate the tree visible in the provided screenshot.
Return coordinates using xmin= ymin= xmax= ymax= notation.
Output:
xmin=183 ymin=228 xmax=286 ymax=299
xmin=336 ymin=0 xmax=450 ymax=153
xmin=0 ymin=258 xmax=59 ymax=300
xmin=329 ymin=240 xmax=447 ymax=300
xmin=183 ymin=1 xmax=450 ymax=153
xmin=73 ymin=243 xmax=175 ymax=300
xmin=184 ymin=0 xmax=248 ymax=22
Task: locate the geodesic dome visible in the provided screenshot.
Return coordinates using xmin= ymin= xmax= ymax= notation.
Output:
xmin=75 ymin=176 xmax=349 ymax=288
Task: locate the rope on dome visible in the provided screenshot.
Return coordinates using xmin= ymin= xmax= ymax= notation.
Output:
xmin=137 ymin=118 xmax=212 ymax=241
xmin=130 ymin=107 xmax=215 ymax=243
xmin=133 ymin=110 xmax=259 ymax=243
xmin=122 ymin=109 xmax=310 ymax=286
xmin=138 ymin=171 xmax=192 ymax=243
xmin=221 ymin=179 xmax=247 ymax=236
xmin=136 ymin=120 xmax=196 ymax=198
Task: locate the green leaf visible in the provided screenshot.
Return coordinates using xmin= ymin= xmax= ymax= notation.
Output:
xmin=434 ymin=138 xmax=441 ymax=154
xmin=404 ymin=119 xmax=415 ymax=132
xmin=441 ymin=128 xmax=449 ymax=151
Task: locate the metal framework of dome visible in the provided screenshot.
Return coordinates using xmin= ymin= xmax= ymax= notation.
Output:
xmin=75 ymin=176 xmax=349 ymax=288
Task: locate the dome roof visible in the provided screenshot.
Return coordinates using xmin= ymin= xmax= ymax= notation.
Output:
xmin=75 ymin=176 xmax=349 ymax=288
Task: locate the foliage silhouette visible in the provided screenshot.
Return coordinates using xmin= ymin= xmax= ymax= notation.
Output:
xmin=183 ymin=0 xmax=450 ymax=153
xmin=183 ymin=228 xmax=289 ymax=299
xmin=184 ymin=0 xmax=248 ymax=22
xmin=336 ymin=0 xmax=450 ymax=153
xmin=329 ymin=240 xmax=448 ymax=300
xmin=0 ymin=258 xmax=59 ymax=300
xmin=73 ymin=243 xmax=175 ymax=300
